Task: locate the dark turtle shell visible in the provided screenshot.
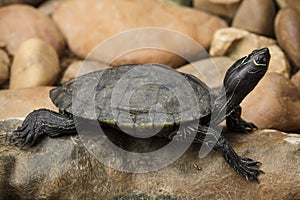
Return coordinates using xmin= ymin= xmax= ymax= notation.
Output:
xmin=50 ymin=64 xmax=212 ymax=136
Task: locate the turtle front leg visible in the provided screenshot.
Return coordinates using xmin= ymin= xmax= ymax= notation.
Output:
xmin=194 ymin=127 xmax=262 ymax=181
xmin=11 ymin=109 xmax=76 ymax=148
xmin=226 ymin=106 xmax=257 ymax=133
xmin=213 ymin=135 xmax=261 ymax=181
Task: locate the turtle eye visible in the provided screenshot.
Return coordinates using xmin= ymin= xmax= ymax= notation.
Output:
xmin=253 ymin=55 xmax=267 ymax=66
xmin=258 ymin=55 xmax=267 ymax=64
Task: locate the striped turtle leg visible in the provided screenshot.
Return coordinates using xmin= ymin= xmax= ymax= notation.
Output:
xmin=11 ymin=109 xmax=76 ymax=148
xmin=226 ymin=106 xmax=257 ymax=133
xmin=194 ymin=126 xmax=261 ymax=181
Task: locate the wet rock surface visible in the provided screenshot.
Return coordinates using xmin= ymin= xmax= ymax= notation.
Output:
xmin=0 ymin=4 xmax=65 ymax=55
xmin=9 ymin=38 xmax=60 ymax=89
xmin=52 ymin=0 xmax=227 ymax=67
xmin=0 ymin=119 xmax=300 ymax=199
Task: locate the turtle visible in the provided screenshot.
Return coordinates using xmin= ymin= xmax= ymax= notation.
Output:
xmin=11 ymin=47 xmax=270 ymax=181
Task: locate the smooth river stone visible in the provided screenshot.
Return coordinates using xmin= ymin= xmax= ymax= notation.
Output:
xmin=275 ymin=7 xmax=300 ymax=69
xmin=52 ymin=0 xmax=227 ymax=67
xmin=0 ymin=4 xmax=65 ymax=55
xmin=9 ymin=38 xmax=60 ymax=89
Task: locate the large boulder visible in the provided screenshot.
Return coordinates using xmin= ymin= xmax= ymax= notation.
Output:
xmin=0 ymin=119 xmax=300 ymax=199
xmin=52 ymin=0 xmax=227 ymax=67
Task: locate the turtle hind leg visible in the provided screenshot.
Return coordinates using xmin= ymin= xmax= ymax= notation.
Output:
xmin=11 ymin=109 xmax=76 ymax=148
xmin=226 ymin=106 xmax=257 ymax=133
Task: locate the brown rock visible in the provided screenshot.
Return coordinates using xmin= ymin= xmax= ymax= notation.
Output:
xmin=241 ymin=73 xmax=300 ymax=132
xmin=232 ymin=0 xmax=276 ymax=37
xmin=267 ymin=44 xmax=291 ymax=77
xmin=38 ymin=0 xmax=64 ymax=16
xmin=52 ymin=0 xmax=227 ymax=67
xmin=160 ymin=0 xmax=192 ymax=6
xmin=291 ymin=70 xmax=300 ymax=90
xmin=0 ymin=0 xmax=46 ymax=6
xmin=0 ymin=87 xmax=56 ymax=120
xmin=193 ymin=0 xmax=241 ymax=19
xmin=1 ymin=120 xmax=300 ymax=199
xmin=177 ymin=56 xmax=235 ymax=90
xmin=210 ymin=28 xmax=291 ymax=78
xmin=61 ymin=60 xmax=109 ymax=84
xmin=10 ymin=38 xmax=60 ymax=89
xmin=0 ymin=49 xmax=9 ymax=85
xmin=275 ymin=0 xmax=300 ymax=13
xmin=0 ymin=4 xmax=65 ymax=55
xmin=275 ymin=7 xmax=300 ymax=69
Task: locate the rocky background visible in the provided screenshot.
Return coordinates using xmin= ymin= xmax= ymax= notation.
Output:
xmin=0 ymin=0 xmax=300 ymax=199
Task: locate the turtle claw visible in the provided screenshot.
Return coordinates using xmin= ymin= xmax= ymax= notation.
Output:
xmin=10 ymin=111 xmax=42 ymax=148
xmin=227 ymin=118 xmax=258 ymax=133
xmin=237 ymin=156 xmax=262 ymax=181
xmin=226 ymin=107 xmax=258 ymax=133
xmin=11 ymin=126 xmax=36 ymax=148
xmin=243 ymin=122 xmax=257 ymax=133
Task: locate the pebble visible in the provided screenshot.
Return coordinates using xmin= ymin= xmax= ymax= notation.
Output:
xmin=193 ymin=0 xmax=241 ymax=19
xmin=241 ymin=73 xmax=300 ymax=132
xmin=177 ymin=56 xmax=235 ymax=90
xmin=9 ymin=38 xmax=60 ymax=89
xmin=210 ymin=28 xmax=291 ymax=78
xmin=0 ymin=49 xmax=9 ymax=85
xmin=0 ymin=87 xmax=56 ymax=120
xmin=275 ymin=7 xmax=300 ymax=69
xmin=232 ymin=0 xmax=276 ymax=37
xmin=52 ymin=0 xmax=227 ymax=67
xmin=0 ymin=4 xmax=65 ymax=55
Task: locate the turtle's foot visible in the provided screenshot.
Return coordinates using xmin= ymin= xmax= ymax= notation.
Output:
xmin=236 ymin=157 xmax=262 ymax=181
xmin=226 ymin=106 xmax=257 ymax=133
xmin=227 ymin=119 xmax=257 ymax=133
xmin=11 ymin=110 xmax=46 ymax=148
xmin=218 ymin=139 xmax=262 ymax=181
xmin=10 ymin=109 xmax=76 ymax=148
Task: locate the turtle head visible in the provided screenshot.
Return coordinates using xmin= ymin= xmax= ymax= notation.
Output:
xmin=214 ymin=48 xmax=270 ymax=115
